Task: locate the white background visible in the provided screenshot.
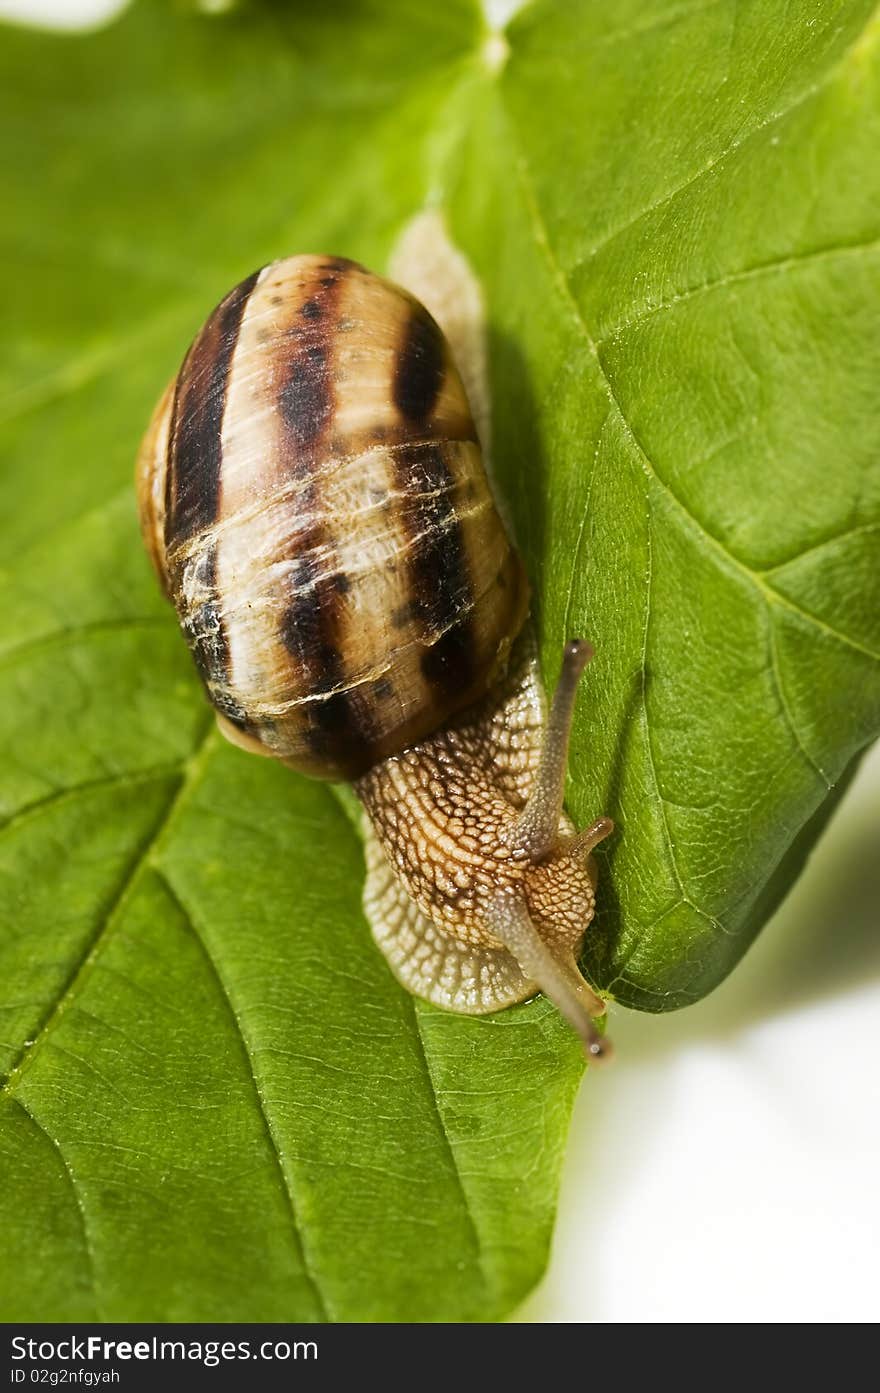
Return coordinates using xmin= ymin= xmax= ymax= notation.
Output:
xmin=522 ymin=739 xmax=880 ymax=1322
xmin=4 ymin=0 xmax=879 ymax=1326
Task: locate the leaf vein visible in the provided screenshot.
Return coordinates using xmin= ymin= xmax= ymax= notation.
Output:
xmin=151 ymin=866 xmax=332 ymax=1323
xmin=0 ymin=765 xmax=189 ymax=840
xmin=6 ymin=1093 xmax=100 ymax=1319
xmin=561 ymin=410 xmax=609 ymax=637
xmin=767 ymin=619 xmax=831 ymax=788
xmin=597 ymin=236 xmax=880 ymax=343
xmin=0 ymin=762 xmax=193 ymax=1093
xmin=411 ymin=1003 xmax=493 ymax=1305
xmin=579 ymin=7 xmax=880 ymax=265
xmin=638 ymin=500 xmax=687 ymax=900
xmin=0 ymin=616 xmax=168 ymax=670
xmin=763 ymin=519 xmax=880 ymax=573
xmin=510 ymin=126 xmax=879 ymax=671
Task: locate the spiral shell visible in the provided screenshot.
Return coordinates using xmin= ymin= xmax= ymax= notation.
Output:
xmin=137 ymin=255 xmax=528 ymax=779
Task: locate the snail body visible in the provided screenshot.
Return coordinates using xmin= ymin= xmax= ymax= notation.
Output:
xmin=138 ymin=253 xmax=613 ymax=1057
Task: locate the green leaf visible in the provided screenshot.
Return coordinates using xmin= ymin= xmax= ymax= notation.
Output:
xmin=1 ymin=0 xmax=878 ymax=1321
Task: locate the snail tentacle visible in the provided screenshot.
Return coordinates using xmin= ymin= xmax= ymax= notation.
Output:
xmin=504 ymin=638 xmax=595 ymax=859
xmin=484 ymin=890 xmax=609 ymax=1062
xmin=555 ymin=816 xmax=616 ymax=863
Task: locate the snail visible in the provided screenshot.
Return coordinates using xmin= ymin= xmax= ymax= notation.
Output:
xmin=136 ymin=253 xmax=614 ymax=1059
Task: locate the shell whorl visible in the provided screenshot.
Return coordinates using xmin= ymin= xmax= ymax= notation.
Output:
xmin=137 ymin=256 xmax=528 ymax=778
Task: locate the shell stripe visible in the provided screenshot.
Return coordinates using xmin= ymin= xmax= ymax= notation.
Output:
xmin=165 ymin=268 xmax=262 ymax=550
xmin=163 ymin=268 xmax=262 ymax=718
xmin=182 ymin=553 xmax=246 ymax=723
xmin=275 ymin=260 xmax=369 ymax=769
xmin=392 ymin=301 xmax=448 ymax=424
xmin=392 ymin=307 xmax=476 ymax=698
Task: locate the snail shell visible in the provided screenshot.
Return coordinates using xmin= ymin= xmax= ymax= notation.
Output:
xmin=137 ymin=255 xmax=528 ymax=779
xmin=137 ymin=253 xmax=612 ymax=1058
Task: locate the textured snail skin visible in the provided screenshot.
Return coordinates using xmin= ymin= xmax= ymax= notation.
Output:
xmin=359 ymin=634 xmax=612 ymax=1038
xmin=137 ymin=255 xmax=612 ymax=1056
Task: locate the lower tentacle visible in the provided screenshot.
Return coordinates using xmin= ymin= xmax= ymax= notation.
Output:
xmin=485 ymin=891 xmax=611 ymax=1061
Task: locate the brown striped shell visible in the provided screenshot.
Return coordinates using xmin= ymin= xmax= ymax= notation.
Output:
xmin=137 ymin=255 xmax=528 ymax=780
